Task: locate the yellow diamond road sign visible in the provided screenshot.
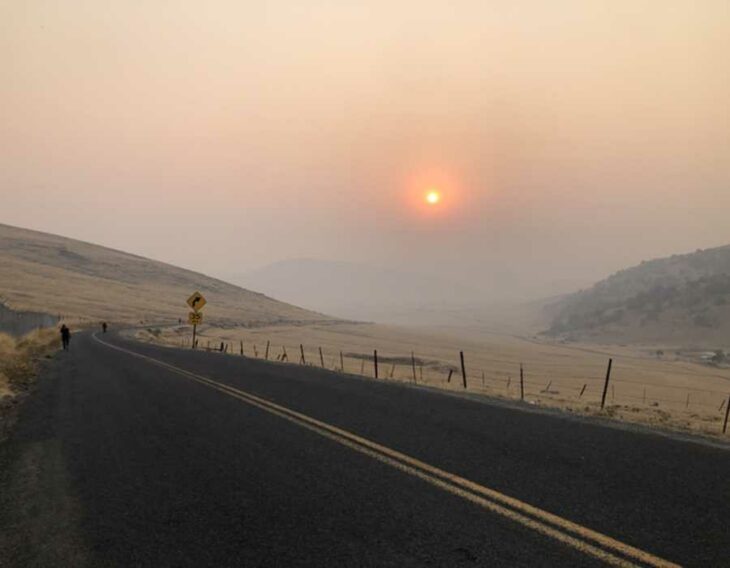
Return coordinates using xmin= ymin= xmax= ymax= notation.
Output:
xmin=187 ymin=291 xmax=207 ymax=312
xmin=188 ymin=312 xmax=203 ymax=325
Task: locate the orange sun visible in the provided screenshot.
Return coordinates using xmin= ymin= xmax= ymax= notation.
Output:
xmin=425 ymin=190 xmax=441 ymax=205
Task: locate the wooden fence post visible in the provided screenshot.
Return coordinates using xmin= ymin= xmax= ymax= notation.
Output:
xmin=265 ymin=340 xmax=270 ymax=360
xmin=460 ymin=351 xmax=467 ymax=389
xmin=374 ymin=350 xmax=379 ymax=378
xmin=299 ymin=344 xmax=306 ymax=365
xmin=723 ymin=395 xmax=730 ymax=435
xmin=600 ymin=358 xmax=613 ymax=410
xmin=520 ymin=364 xmax=525 ymax=401
xmin=411 ymin=352 xmax=417 ymax=383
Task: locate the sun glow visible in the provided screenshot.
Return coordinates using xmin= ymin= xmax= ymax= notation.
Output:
xmin=405 ymin=170 xmax=460 ymax=218
xmin=426 ymin=190 xmax=441 ymax=205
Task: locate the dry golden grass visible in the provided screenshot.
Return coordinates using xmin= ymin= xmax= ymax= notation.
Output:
xmin=0 ymin=223 xmax=330 ymax=326
xmin=0 ymin=333 xmax=16 ymax=398
xmin=139 ymin=321 xmax=730 ymax=439
xmin=0 ymin=329 xmax=60 ymax=399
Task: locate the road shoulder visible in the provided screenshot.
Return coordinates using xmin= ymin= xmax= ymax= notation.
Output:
xmin=0 ymin=352 xmax=95 ymax=567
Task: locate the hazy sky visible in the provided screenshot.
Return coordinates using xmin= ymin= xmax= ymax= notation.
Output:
xmin=2 ymin=1 xmax=729 ymax=300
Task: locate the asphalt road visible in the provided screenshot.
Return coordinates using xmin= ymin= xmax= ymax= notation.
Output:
xmin=1 ymin=331 xmax=729 ymax=567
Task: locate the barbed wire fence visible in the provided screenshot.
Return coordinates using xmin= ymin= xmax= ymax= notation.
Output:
xmin=172 ymin=330 xmax=730 ymax=436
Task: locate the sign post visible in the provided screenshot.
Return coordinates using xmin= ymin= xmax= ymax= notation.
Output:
xmin=186 ymin=291 xmax=207 ymax=349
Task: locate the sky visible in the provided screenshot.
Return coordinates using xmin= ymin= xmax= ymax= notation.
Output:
xmin=2 ymin=0 xmax=729 ymax=301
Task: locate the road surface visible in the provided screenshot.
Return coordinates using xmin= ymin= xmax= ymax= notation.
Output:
xmin=1 ymin=331 xmax=729 ymax=567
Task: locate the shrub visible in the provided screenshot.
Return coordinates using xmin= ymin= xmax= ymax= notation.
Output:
xmin=0 ymin=329 xmax=59 ymax=396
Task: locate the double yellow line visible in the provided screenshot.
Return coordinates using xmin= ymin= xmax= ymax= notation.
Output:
xmin=93 ymin=334 xmax=680 ymax=568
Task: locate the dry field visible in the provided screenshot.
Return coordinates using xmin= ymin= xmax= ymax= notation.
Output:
xmin=137 ymin=321 xmax=730 ymax=440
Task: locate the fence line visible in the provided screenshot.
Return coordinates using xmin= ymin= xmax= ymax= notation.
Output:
xmin=180 ymin=333 xmax=730 ymax=433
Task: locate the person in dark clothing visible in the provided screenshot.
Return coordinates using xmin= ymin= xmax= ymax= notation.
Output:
xmin=102 ymin=322 xmax=108 ymax=333
xmin=60 ymin=324 xmax=71 ymax=350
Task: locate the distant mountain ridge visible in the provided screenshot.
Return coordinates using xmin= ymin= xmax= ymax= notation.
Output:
xmin=227 ymin=258 xmax=489 ymax=323
xmin=546 ymin=245 xmax=730 ymax=345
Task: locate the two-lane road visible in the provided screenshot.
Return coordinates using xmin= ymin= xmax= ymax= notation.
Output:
xmin=1 ymin=331 xmax=728 ymax=567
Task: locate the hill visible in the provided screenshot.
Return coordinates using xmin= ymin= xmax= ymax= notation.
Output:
xmin=546 ymin=245 xmax=730 ymax=345
xmin=0 ymin=223 xmax=330 ymax=327
xmin=227 ymin=258 xmax=488 ymax=323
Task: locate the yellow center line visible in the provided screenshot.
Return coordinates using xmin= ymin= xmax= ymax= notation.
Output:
xmin=92 ymin=334 xmax=681 ymax=568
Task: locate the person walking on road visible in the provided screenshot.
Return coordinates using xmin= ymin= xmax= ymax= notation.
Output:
xmin=102 ymin=322 xmax=108 ymax=333
xmin=60 ymin=324 xmax=71 ymax=351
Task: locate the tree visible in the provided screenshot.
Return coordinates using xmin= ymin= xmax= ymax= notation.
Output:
xmin=711 ymin=350 xmax=726 ymax=364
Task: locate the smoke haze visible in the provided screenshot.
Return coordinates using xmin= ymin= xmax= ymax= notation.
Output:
xmin=2 ymin=1 xmax=728 ymax=302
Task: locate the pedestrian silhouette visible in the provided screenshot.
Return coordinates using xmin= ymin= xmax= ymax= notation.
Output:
xmin=102 ymin=322 xmax=108 ymax=333
xmin=60 ymin=324 xmax=71 ymax=350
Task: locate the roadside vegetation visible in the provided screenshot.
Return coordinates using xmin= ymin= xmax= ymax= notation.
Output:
xmin=0 ymin=329 xmax=59 ymax=396
xmin=0 ymin=329 xmax=59 ymax=440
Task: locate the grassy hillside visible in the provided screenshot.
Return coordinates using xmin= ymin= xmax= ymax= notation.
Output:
xmin=0 ymin=223 xmax=331 ymax=326
xmin=546 ymin=245 xmax=730 ymax=345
